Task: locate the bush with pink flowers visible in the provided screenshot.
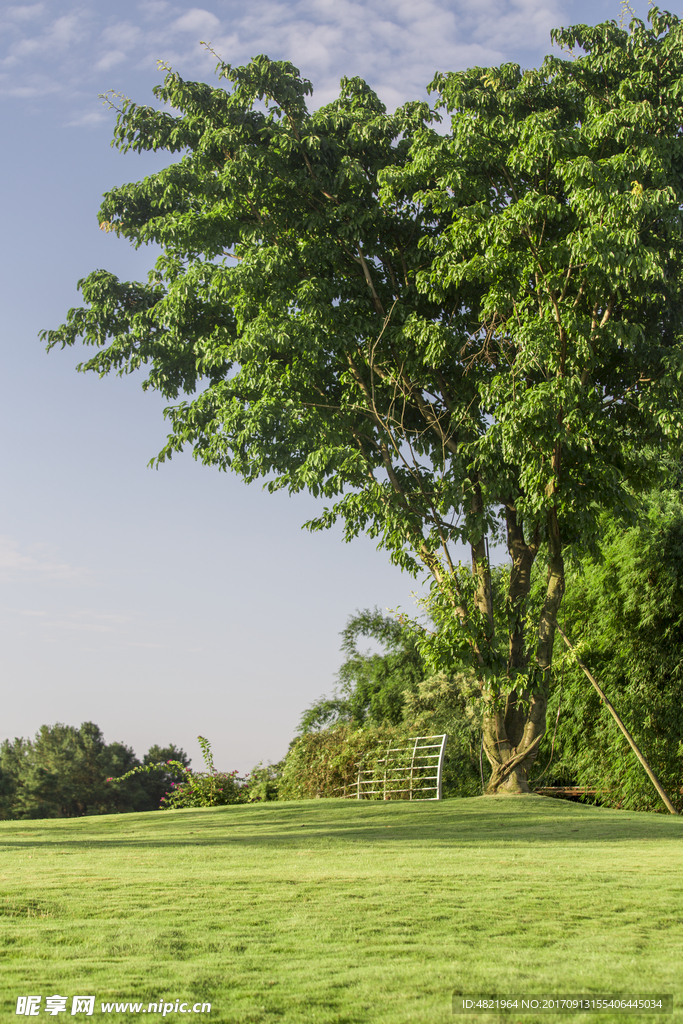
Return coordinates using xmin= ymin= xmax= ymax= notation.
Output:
xmin=108 ymin=736 xmax=245 ymax=808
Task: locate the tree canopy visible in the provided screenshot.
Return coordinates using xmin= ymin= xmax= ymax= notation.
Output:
xmin=44 ymin=8 xmax=683 ymax=793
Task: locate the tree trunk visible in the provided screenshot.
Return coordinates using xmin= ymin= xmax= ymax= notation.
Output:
xmin=482 ymin=504 xmax=562 ymax=795
xmin=470 ymin=478 xmax=494 ymax=641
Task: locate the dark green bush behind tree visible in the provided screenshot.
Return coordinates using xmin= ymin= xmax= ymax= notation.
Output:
xmin=536 ymin=491 xmax=683 ymax=812
xmin=279 ymin=723 xmax=410 ymax=800
xmin=159 ymin=736 xmax=241 ymax=808
xmin=402 ymin=673 xmax=483 ymax=797
xmin=138 ymin=744 xmax=192 ymax=810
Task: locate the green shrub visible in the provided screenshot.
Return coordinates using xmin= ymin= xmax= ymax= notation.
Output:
xmin=159 ymin=736 xmax=245 ymax=808
xmin=161 ymin=770 xmax=243 ymax=808
xmin=243 ymin=762 xmax=282 ymax=802
xmin=278 ymin=711 xmax=481 ymax=801
xmin=279 ymin=724 xmax=407 ymax=800
xmin=402 ymin=673 xmax=484 ymax=797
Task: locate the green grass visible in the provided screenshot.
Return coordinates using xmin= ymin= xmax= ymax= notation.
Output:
xmin=1 ymin=796 xmax=682 ymax=1024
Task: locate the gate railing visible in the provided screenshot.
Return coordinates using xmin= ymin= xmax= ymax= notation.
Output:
xmin=339 ymin=734 xmax=447 ymax=801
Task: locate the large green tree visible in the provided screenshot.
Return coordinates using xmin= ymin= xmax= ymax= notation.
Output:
xmin=44 ymin=9 xmax=683 ymax=794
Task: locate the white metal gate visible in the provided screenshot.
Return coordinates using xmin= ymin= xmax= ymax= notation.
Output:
xmin=342 ymin=734 xmax=447 ymax=801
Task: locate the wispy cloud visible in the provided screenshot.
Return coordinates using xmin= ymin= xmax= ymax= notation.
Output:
xmin=59 ymin=609 xmax=130 ymax=628
xmin=9 ymin=11 xmax=88 ymax=59
xmin=64 ymin=106 xmax=109 ymax=126
xmin=50 ymin=619 xmax=117 ymax=632
xmin=101 ymin=20 xmax=142 ymax=49
xmin=3 ymin=3 xmax=45 ymax=21
xmin=94 ymin=49 xmax=128 ymax=73
xmin=0 ymin=536 xmax=89 ymax=583
xmin=0 ymin=0 xmax=575 ymax=121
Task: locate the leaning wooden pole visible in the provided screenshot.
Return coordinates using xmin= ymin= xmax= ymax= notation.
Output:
xmin=556 ymin=626 xmax=678 ymax=816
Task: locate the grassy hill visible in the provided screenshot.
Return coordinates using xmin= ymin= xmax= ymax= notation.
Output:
xmin=1 ymin=796 xmax=681 ymax=1023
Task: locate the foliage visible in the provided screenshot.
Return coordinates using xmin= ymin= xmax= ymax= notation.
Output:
xmin=2 ymin=800 xmax=682 ymax=1023
xmin=158 ymin=735 xmax=244 ymax=808
xmin=402 ymin=672 xmax=484 ymax=797
xmin=138 ymin=744 xmax=192 ymax=810
xmin=107 ymin=756 xmax=191 ymax=790
xmin=299 ymin=608 xmax=427 ymax=731
xmin=280 ymin=713 xmax=480 ymax=801
xmin=535 ymin=491 xmax=683 ymax=812
xmin=279 ymin=723 xmax=410 ymax=800
xmin=160 ymin=770 xmax=243 ymax=808
xmin=108 ymin=735 xmax=243 ymax=808
xmin=243 ymin=761 xmax=282 ymax=802
xmin=388 ymin=7 xmax=683 ymax=789
xmin=43 ymin=11 xmax=683 ymax=792
xmin=0 ymin=723 xmax=152 ymax=820
xmin=295 ymin=608 xmax=483 ymax=797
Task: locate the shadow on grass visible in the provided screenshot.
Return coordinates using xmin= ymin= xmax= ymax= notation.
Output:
xmin=1 ymin=797 xmax=681 ymax=850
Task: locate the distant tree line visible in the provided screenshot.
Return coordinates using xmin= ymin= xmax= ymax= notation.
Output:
xmin=0 ymin=723 xmax=189 ymax=820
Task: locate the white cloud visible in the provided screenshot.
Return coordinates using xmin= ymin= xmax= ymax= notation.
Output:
xmin=194 ymin=0 xmax=566 ymax=109
xmin=138 ymin=0 xmax=170 ymax=17
xmin=171 ymin=8 xmax=220 ymax=35
xmin=50 ymin=12 xmax=86 ymax=46
xmin=64 ymin=106 xmax=108 ymax=125
xmin=50 ymin=619 xmax=116 ymax=632
xmin=7 ymin=10 xmax=88 ymax=65
xmin=4 ymin=3 xmax=45 ymax=20
xmin=101 ymin=20 xmax=142 ymax=49
xmin=468 ymin=0 xmax=563 ymax=52
xmin=94 ymin=49 xmax=127 ymax=72
xmin=0 ymin=536 xmax=89 ymax=583
xmin=70 ymin=610 xmax=130 ymax=625
xmin=0 ymin=81 xmax=61 ymax=96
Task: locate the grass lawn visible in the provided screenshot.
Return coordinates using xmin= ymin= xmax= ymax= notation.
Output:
xmin=1 ymin=795 xmax=681 ymax=1024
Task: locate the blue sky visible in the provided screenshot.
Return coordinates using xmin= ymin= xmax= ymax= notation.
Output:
xmin=0 ymin=0 xmax=657 ymax=772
